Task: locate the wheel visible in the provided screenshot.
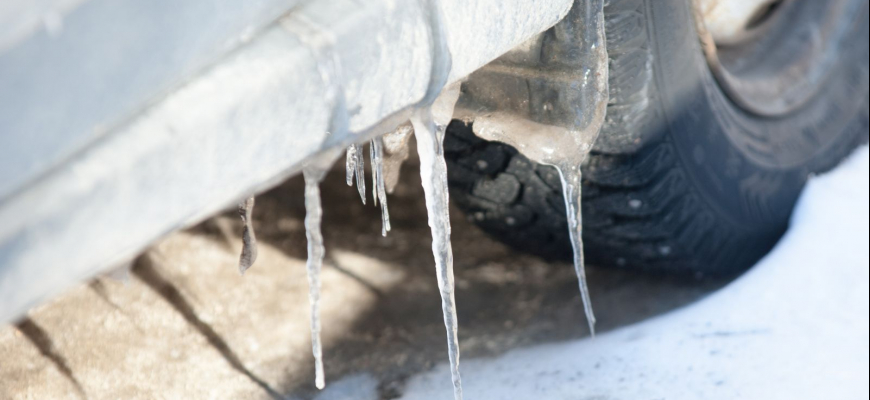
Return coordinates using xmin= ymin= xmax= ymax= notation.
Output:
xmin=444 ymin=0 xmax=869 ymax=275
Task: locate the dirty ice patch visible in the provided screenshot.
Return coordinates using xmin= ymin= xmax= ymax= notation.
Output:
xmin=394 ymin=146 xmax=869 ymax=400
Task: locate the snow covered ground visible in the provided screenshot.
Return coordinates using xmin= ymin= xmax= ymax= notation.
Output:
xmin=317 ymin=147 xmax=870 ymax=400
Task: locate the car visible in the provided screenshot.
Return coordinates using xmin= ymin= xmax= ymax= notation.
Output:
xmin=1 ymin=0 xmax=867 ymax=397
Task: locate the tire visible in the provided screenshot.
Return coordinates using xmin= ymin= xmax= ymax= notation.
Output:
xmin=444 ymin=0 xmax=869 ymax=275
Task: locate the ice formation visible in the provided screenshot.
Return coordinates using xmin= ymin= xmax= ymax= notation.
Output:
xmin=346 ymin=144 xmax=366 ymax=205
xmin=412 ymin=83 xmax=464 ymax=400
xmin=303 ymin=168 xmax=328 ymax=390
xmin=456 ymin=0 xmax=609 ymax=336
xmin=370 ymin=137 xmax=392 ymax=236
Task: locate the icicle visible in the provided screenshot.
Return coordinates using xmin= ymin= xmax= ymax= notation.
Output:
xmin=370 ymin=142 xmax=378 ymax=208
xmin=355 ymin=146 xmax=365 ymax=203
xmin=345 ymin=144 xmax=366 ymax=205
xmin=344 ymin=145 xmax=356 ymax=187
xmin=412 ymin=0 xmax=463 ymax=394
xmin=345 ymin=146 xmax=355 ymax=186
xmin=237 ymin=196 xmax=258 ymax=275
xmin=557 ymin=166 xmax=596 ymax=336
xmin=284 ymin=9 xmax=349 ymax=392
xmin=458 ymin=0 xmax=608 ymax=338
xmin=370 ymin=137 xmax=392 ymax=236
xmin=412 ymin=82 xmax=463 ymax=400
xmin=302 ymin=168 xmax=328 ymax=390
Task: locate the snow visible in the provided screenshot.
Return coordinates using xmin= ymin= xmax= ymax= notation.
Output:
xmin=385 ymin=146 xmax=869 ymax=399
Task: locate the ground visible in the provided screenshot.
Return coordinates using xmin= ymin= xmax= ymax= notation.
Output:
xmin=392 ymin=148 xmax=869 ymax=400
xmin=6 ymin=144 xmax=864 ymax=400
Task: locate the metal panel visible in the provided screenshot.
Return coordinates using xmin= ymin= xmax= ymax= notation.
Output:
xmin=0 ymin=0 xmax=572 ymax=323
xmin=0 ymin=0 xmax=307 ymax=200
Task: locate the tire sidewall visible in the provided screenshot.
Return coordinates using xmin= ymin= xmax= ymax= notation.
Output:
xmin=647 ymin=0 xmax=870 ymax=229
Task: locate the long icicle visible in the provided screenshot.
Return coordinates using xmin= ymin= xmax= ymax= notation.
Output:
xmin=411 ymin=83 xmax=463 ymax=400
xmin=284 ymin=8 xmax=348 ymax=391
xmin=557 ymin=166 xmax=596 ymax=336
xmin=302 ymin=168 xmax=327 ymax=390
xmin=461 ymin=0 xmax=608 ymax=338
xmin=370 ymin=137 xmax=391 ymax=236
xmin=553 ymin=0 xmax=608 ymax=338
xmin=237 ymin=196 xmax=258 ymax=275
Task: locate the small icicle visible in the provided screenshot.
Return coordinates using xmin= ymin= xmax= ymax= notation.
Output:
xmin=355 ymin=146 xmax=365 ymax=203
xmin=370 ymin=137 xmax=392 ymax=236
xmin=345 ymin=144 xmax=366 ymax=205
xmin=302 ymin=168 xmax=328 ymax=390
xmin=411 ymin=83 xmax=463 ymax=400
xmin=238 ymin=196 xmax=258 ymax=275
xmin=345 ymin=146 xmax=355 ymax=186
xmin=370 ymin=142 xmax=378 ymax=208
xmin=557 ymin=166 xmax=596 ymax=336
